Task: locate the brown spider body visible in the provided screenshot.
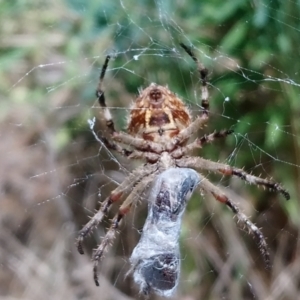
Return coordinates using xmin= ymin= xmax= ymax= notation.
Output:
xmin=77 ymin=44 xmax=290 ymax=290
xmin=128 ymin=83 xmax=191 ymax=144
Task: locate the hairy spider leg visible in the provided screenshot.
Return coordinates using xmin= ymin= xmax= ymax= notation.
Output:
xmin=96 ymin=55 xmax=116 ymax=134
xmin=168 ymin=43 xmax=211 ymax=149
xmin=93 ymin=174 xmax=156 ymax=286
xmin=177 ymin=157 xmax=290 ymax=200
xmin=76 ymin=164 xmax=157 ymax=254
xmin=95 ymin=56 xmax=164 ymax=158
xmin=197 ymin=176 xmax=270 ymax=268
xmin=180 ymin=43 xmax=209 ymax=115
xmin=172 ymin=129 xmax=234 ymax=158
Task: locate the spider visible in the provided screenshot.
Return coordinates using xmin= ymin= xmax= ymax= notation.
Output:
xmin=76 ymin=43 xmax=290 ymax=287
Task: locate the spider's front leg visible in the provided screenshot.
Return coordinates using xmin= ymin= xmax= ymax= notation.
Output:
xmin=180 ymin=43 xmax=209 ymax=116
xmin=95 ymin=56 xmax=164 ymax=155
xmin=96 ymin=55 xmax=115 ymax=134
xmin=168 ymin=43 xmax=210 ymax=150
xmin=95 ymin=55 xmax=132 ymax=156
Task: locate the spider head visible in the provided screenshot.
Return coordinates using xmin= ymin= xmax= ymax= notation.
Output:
xmin=128 ymin=84 xmax=192 ymax=142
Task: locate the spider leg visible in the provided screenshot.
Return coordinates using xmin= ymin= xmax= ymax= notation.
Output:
xmin=96 ymin=56 xmax=165 ymax=157
xmin=93 ymin=174 xmax=156 ymax=286
xmin=198 ymin=175 xmax=270 ymax=268
xmin=90 ymin=111 xmax=161 ymax=161
xmin=76 ymin=164 xmax=157 ymax=255
xmin=101 ymin=135 xmax=160 ymax=161
xmin=197 ymin=129 xmax=234 ymax=146
xmin=177 ymin=157 xmax=290 ymax=200
xmin=180 ymin=43 xmax=209 ymax=116
xmin=172 ymin=129 xmax=233 ymax=158
xmin=169 ymin=116 xmax=208 ymax=150
xmin=170 ymin=43 xmax=210 ymax=148
xmin=127 ymin=150 xmax=160 ymax=162
xmin=99 ymin=135 xmax=133 ymax=157
xmin=96 ymin=55 xmax=116 ymax=134
xmin=113 ymin=131 xmax=164 ymax=154
xmin=95 ymin=57 xmax=153 ymax=156
xmin=103 ymin=136 xmax=160 ymax=161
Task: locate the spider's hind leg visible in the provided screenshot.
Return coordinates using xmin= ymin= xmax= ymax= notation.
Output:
xmin=76 ymin=164 xmax=157 ymax=255
xmin=92 ymin=174 xmax=155 ymax=286
xmin=198 ymin=175 xmax=270 ymax=268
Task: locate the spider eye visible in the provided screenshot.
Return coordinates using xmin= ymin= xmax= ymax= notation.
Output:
xmin=150 ymin=89 xmax=162 ymax=102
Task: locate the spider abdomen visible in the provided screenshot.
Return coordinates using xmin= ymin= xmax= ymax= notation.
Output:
xmin=128 ymin=83 xmax=191 ymax=142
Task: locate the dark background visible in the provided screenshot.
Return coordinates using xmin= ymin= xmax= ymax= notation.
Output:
xmin=1 ymin=1 xmax=299 ymax=299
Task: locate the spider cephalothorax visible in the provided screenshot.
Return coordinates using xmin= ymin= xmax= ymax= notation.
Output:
xmin=76 ymin=43 xmax=290 ymax=291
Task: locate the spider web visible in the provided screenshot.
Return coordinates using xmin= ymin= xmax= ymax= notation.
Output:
xmin=1 ymin=1 xmax=300 ymax=299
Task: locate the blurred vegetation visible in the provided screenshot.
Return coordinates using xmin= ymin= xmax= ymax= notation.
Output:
xmin=1 ymin=0 xmax=300 ymax=299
